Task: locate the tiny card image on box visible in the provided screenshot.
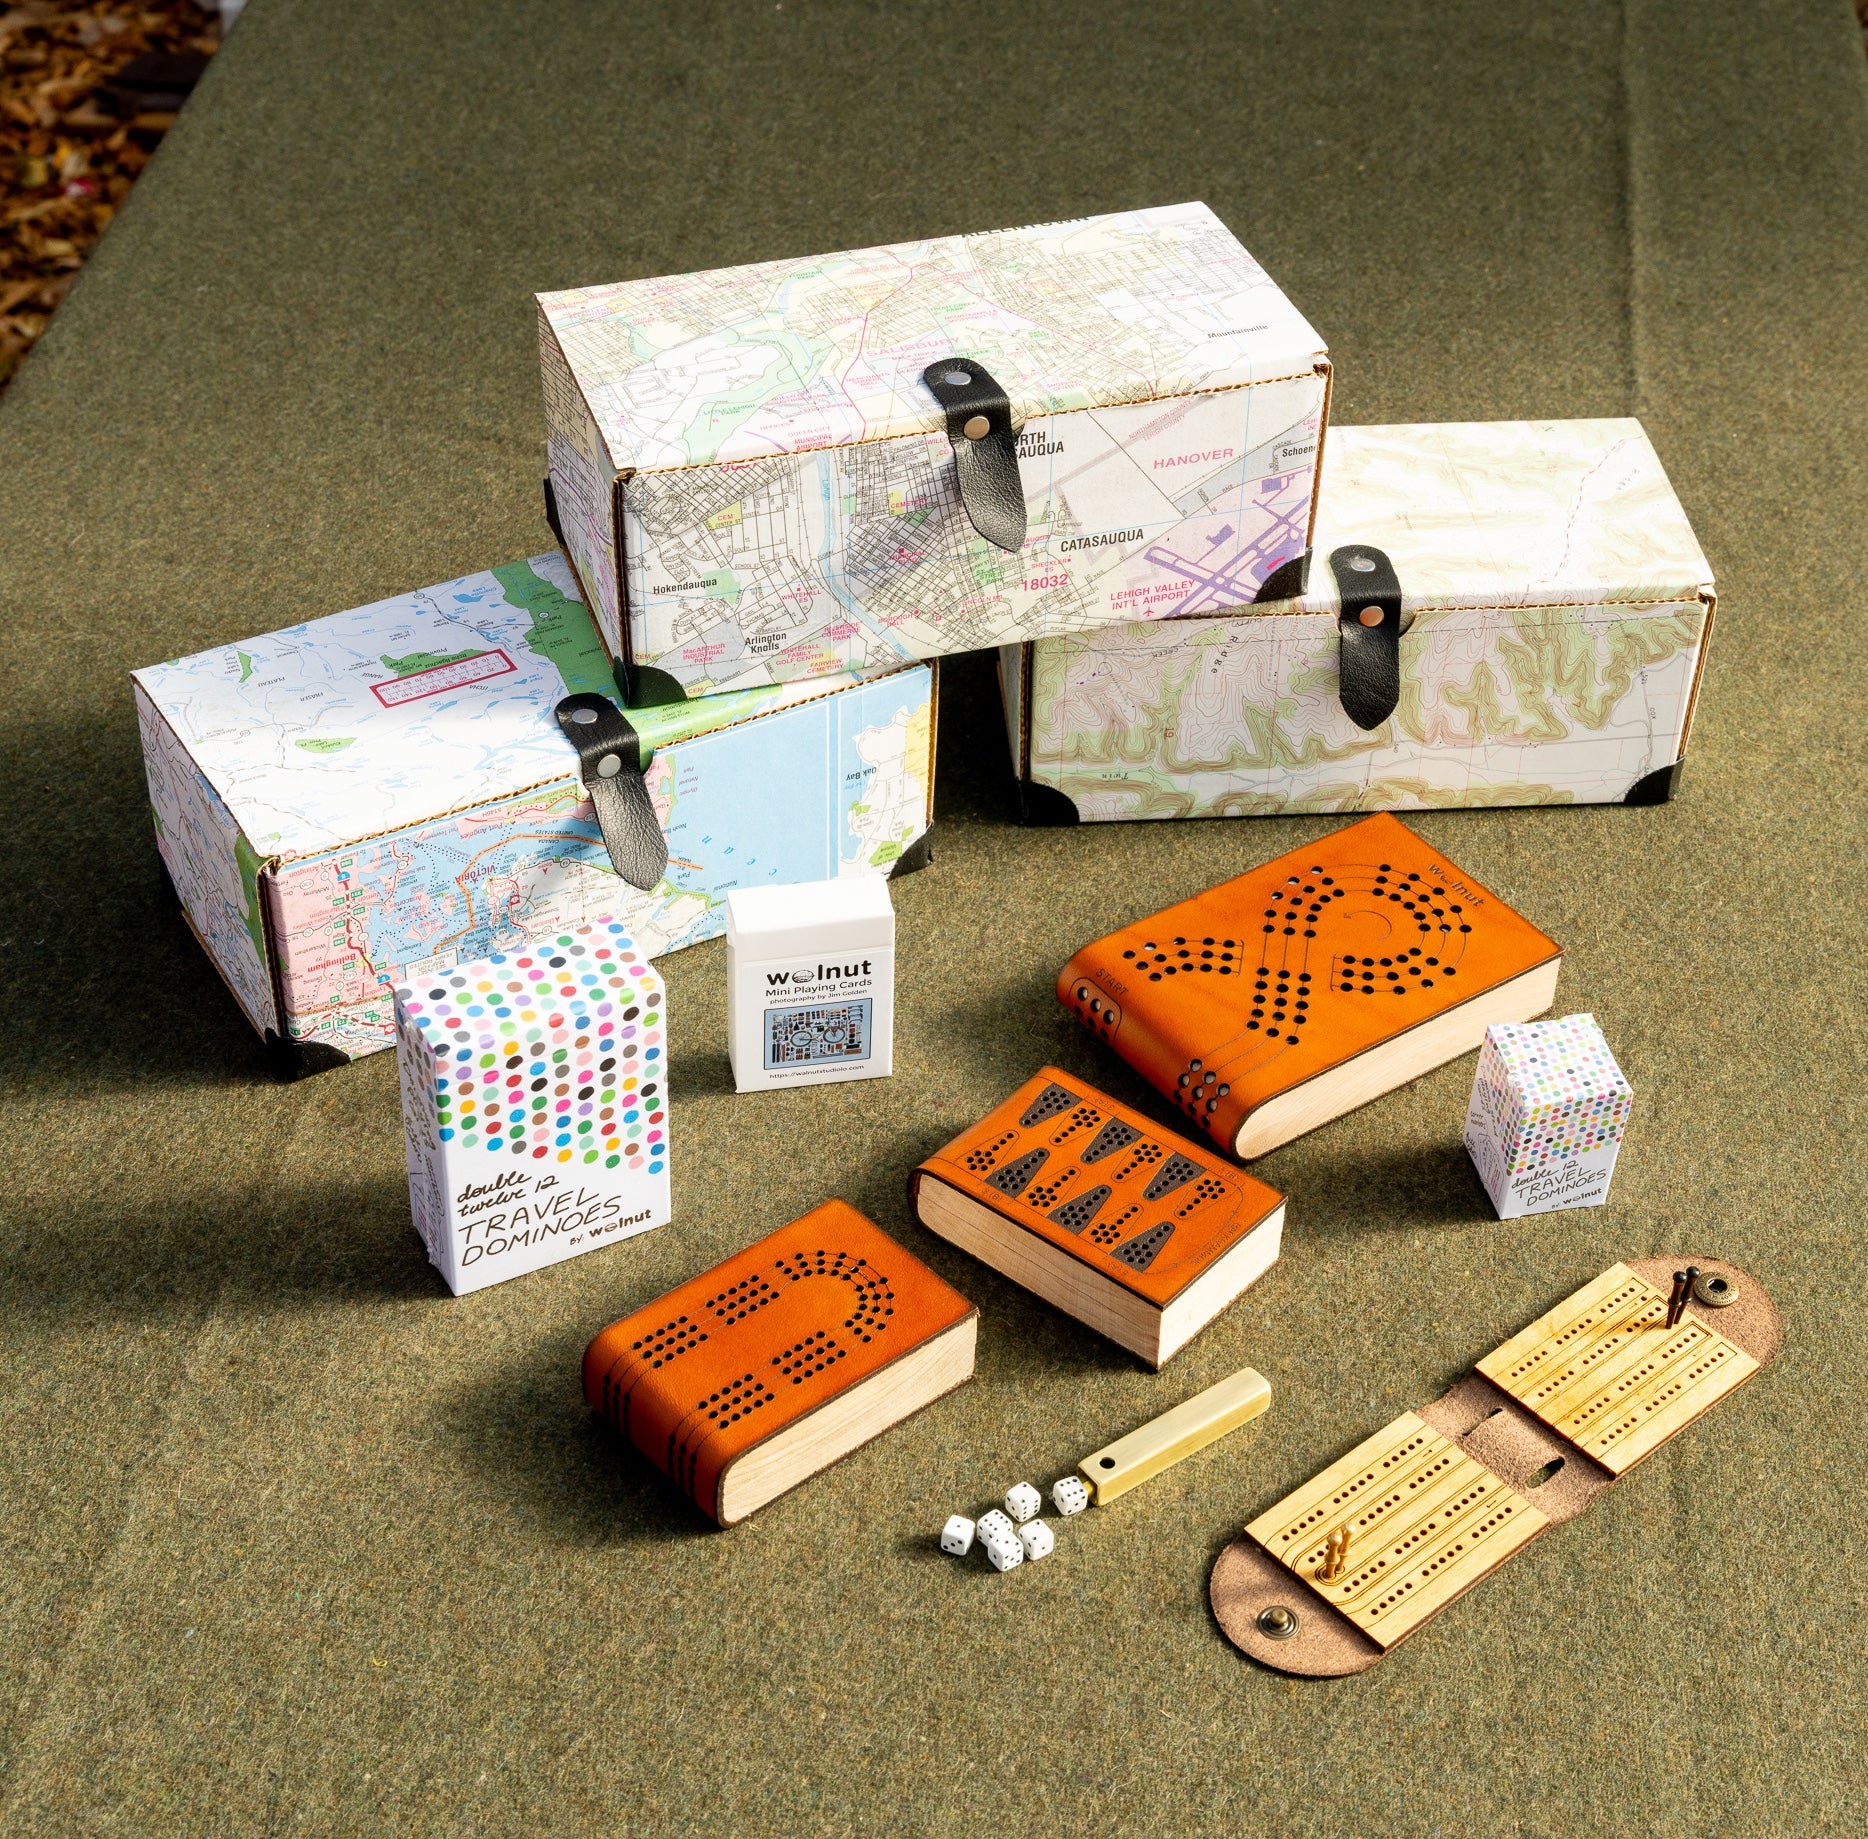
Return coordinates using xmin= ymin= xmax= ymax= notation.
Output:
xmin=395 ymin=919 xmax=671 ymax=1294
xmin=725 ymin=877 xmax=895 ymax=1093
xmin=1463 ymin=1013 xmax=1632 ymax=1219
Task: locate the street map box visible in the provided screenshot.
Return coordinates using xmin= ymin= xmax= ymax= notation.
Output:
xmin=133 ymin=552 xmax=935 ymax=1073
xmin=538 ymin=201 xmax=1330 ymax=702
xmin=1000 ymin=419 xmax=1714 ymax=822
xmin=396 ymin=919 xmax=671 ymax=1295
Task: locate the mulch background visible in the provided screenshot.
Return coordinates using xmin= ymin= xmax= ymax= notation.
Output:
xmin=0 ymin=2 xmax=219 ymax=392
xmin=0 ymin=2 xmax=1864 ymax=1834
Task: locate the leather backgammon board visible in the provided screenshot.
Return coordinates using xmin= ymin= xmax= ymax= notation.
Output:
xmin=911 ymin=1068 xmax=1285 ymax=1367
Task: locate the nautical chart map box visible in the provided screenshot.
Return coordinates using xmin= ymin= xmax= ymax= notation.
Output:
xmin=133 ymin=553 xmax=935 ymax=1072
xmin=538 ymin=201 xmax=1330 ymax=702
xmin=1001 ymin=419 xmax=1714 ymax=822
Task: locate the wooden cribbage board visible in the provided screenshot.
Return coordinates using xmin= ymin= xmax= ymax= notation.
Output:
xmin=1212 ymin=1255 xmax=1781 ymax=1677
xmin=1245 ymin=1412 xmax=1548 ymax=1650
xmin=1476 ymin=1263 xmax=1759 ymax=1474
xmin=1055 ymin=811 xmax=1561 ymax=1154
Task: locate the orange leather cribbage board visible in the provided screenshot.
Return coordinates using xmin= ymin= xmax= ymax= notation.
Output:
xmin=910 ymin=1069 xmax=1285 ymax=1309
xmin=1057 ymin=812 xmax=1561 ymax=1154
xmin=583 ymin=1200 xmax=977 ymax=1525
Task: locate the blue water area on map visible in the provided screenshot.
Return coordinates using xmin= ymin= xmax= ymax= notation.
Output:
xmin=309 ymin=667 xmax=932 ymax=980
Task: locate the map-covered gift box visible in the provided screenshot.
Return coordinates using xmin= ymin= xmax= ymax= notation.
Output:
xmin=1000 ymin=419 xmax=1714 ymax=821
xmin=538 ymin=201 xmax=1330 ymax=702
xmin=133 ymin=553 xmax=934 ymax=1073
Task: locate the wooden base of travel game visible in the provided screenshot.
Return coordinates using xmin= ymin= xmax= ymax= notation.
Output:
xmin=1210 ymin=1256 xmax=1780 ymax=1676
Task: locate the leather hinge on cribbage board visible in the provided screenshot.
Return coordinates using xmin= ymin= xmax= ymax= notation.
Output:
xmin=1209 ymin=1256 xmax=1781 ymax=1677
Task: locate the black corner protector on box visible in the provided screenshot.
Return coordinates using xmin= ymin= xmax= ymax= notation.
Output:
xmin=543 ymin=475 xmax=565 ymax=547
xmin=1253 ymin=549 xmax=1312 ymax=602
xmin=265 ymin=1031 xmax=353 ymax=1082
xmin=1329 ymin=544 xmax=1402 ymax=731
xmin=612 ymin=657 xmax=689 ymax=708
xmin=921 ymin=357 xmax=1028 ymax=553
xmin=1624 ymin=760 xmax=1684 ymax=805
xmin=888 ymin=830 xmax=934 ymax=879
xmin=554 ymin=694 xmax=671 ymax=892
xmin=1017 ymin=779 xmax=1081 ymax=827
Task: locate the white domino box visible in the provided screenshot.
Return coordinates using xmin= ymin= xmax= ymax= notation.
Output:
xmin=394 ymin=919 xmax=671 ymax=1293
xmin=725 ymin=878 xmax=895 ymax=1093
xmin=1463 ymin=1013 xmax=1633 ymax=1219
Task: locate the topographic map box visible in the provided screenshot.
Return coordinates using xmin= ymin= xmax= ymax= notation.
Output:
xmin=537 ymin=201 xmax=1331 ymax=702
xmin=132 ymin=552 xmax=936 ymax=1074
xmin=395 ymin=919 xmax=672 ymax=1295
xmin=1001 ymin=419 xmax=1715 ymax=822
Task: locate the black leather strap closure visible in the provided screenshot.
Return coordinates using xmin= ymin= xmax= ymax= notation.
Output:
xmin=554 ymin=694 xmax=670 ymax=892
xmin=1329 ymin=544 xmax=1404 ymax=731
xmin=921 ymin=357 xmax=1027 ymax=552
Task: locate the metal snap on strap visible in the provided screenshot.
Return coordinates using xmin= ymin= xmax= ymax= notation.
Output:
xmin=922 ymin=357 xmax=1028 ymax=552
xmin=1256 ymin=1604 xmax=1300 ymax=1640
xmin=553 ymin=693 xmax=670 ymax=893
xmin=1692 ymin=1271 xmax=1740 ymax=1308
xmin=1328 ymin=544 xmax=1404 ymax=731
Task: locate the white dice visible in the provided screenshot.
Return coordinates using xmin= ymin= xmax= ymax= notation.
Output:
xmin=982 ymin=1527 xmax=1024 ymax=1572
xmin=1050 ymin=1475 xmax=1090 ymax=1516
xmin=939 ymin=1514 xmax=976 ymax=1557
xmin=975 ymin=1508 xmax=1015 ymax=1544
xmin=1004 ymin=1481 xmax=1042 ymax=1523
xmin=1017 ymin=1519 xmax=1054 ymax=1561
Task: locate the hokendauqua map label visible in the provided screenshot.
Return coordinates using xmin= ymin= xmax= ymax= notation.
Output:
xmin=132 ymin=552 xmax=934 ymax=1072
xmin=538 ymin=202 xmax=1330 ymax=699
xmin=396 ymin=921 xmax=670 ymax=1294
xmin=1003 ymin=419 xmax=1715 ymax=821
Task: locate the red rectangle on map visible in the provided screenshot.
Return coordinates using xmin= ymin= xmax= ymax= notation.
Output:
xmin=369 ymin=649 xmax=516 ymax=707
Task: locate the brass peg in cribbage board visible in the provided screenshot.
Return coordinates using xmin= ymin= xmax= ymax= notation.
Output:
xmin=1320 ymin=1525 xmax=1351 ymax=1583
xmin=1673 ymin=1270 xmax=1703 ymax=1330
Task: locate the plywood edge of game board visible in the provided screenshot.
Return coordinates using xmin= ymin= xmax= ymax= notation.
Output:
xmin=912 ymin=1172 xmax=1165 ymax=1364
xmin=716 ymin=1312 xmax=978 ymax=1525
xmin=910 ymin=1172 xmax=1282 ymax=1368
xmin=1232 ymin=956 xmax=1562 ymax=1159
xmin=1211 ymin=1256 xmax=1779 ymax=1676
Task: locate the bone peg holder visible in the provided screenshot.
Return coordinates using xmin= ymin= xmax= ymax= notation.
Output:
xmin=1209 ymin=1255 xmax=1782 ymax=1677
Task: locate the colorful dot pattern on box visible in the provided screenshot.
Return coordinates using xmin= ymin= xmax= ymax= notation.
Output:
xmin=395 ymin=921 xmax=665 ymax=1175
xmin=1480 ymin=1013 xmax=1632 ymax=1180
